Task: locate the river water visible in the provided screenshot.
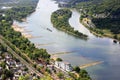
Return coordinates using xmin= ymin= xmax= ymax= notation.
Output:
xmin=15 ymin=0 xmax=120 ymax=80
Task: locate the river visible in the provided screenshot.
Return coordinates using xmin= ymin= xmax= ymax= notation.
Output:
xmin=14 ymin=0 xmax=120 ymax=80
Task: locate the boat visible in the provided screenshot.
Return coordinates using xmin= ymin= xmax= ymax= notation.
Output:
xmin=46 ymin=28 xmax=52 ymax=32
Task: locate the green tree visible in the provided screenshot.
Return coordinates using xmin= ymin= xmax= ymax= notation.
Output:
xmin=56 ymin=58 xmax=63 ymax=61
xmin=74 ymin=66 xmax=80 ymax=73
xmin=18 ymin=74 xmax=30 ymax=80
xmin=57 ymin=72 xmax=64 ymax=79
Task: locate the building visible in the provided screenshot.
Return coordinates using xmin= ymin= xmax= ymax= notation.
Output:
xmin=55 ymin=61 xmax=73 ymax=72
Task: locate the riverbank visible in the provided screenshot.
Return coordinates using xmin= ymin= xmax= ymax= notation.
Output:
xmin=12 ymin=24 xmax=33 ymax=38
xmin=12 ymin=23 xmax=42 ymax=39
xmin=81 ymin=18 xmax=120 ymax=42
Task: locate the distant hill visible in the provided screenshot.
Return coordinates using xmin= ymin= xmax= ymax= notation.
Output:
xmin=0 ymin=0 xmax=39 ymax=8
xmin=54 ymin=0 xmax=89 ymax=7
xmin=74 ymin=0 xmax=120 ymax=40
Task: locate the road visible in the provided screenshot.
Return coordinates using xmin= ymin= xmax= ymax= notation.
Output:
xmin=0 ymin=35 xmax=44 ymax=77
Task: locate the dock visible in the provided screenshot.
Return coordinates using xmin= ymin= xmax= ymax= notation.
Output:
xmin=79 ymin=61 xmax=104 ymax=69
xmin=35 ymin=42 xmax=55 ymax=47
xmin=51 ymin=51 xmax=76 ymax=56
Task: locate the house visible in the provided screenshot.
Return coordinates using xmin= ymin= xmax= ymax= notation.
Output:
xmin=64 ymin=62 xmax=73 ymax=72
xmin=15 ymin=62 xmax=23 ymax=68
xmin=55 ymin=61 xmax=73 ymax=72
xmin=0 ymin=56 xmax=2 ymax=61
xmin=4 ymin=52 xmax=12 ymax=58
xmin=6 ymin=59 xmax=16 ymax=66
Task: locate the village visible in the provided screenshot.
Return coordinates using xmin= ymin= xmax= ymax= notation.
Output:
xmin=0 ymin=51 xmax=38 ymax=80
xmin=0 ymin=50 xmax=74 ymax=80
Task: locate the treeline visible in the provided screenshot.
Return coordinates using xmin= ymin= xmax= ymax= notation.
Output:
xmin=0 ymin=15 xmax=50 ymax=61
xmin=92 ymin=18 xmax=120 ymax=34
xmin=4 ymin=6 xmax=36 ymax=21
xmin=69 ymin=66 xmax=91 ymax=80
xmin=51 ymin=9 xmax=88 ymax=39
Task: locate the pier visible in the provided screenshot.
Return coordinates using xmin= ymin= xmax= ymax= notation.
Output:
xmin=79 ymin=61 xmax=104 ymax=69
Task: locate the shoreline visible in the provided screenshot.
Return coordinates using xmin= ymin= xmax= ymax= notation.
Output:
xmin=51 ymin=9 xmax=88 ymax=40
xmin=51 ymin=51 xmax=104 ymax=69
xmin=81 ymin=18 xmax=120 ymax=42
xmin=12 ymin=24 xmax=33 ymax=38
xmin=12 ymin=23 xmax=42 ymax=39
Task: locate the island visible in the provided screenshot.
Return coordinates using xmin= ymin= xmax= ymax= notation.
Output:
xmin=51 ymin=9 xmax=88 ymax=40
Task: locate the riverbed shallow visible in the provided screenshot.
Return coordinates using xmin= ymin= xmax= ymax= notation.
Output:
xmin=14 ymin=0 xmax=120 ymax=80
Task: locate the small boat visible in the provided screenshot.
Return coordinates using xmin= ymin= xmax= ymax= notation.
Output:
xmin=46 ymin=28 xmax=52 ymax=32
xmin=113 ymin=39 xmax=117 ymax=43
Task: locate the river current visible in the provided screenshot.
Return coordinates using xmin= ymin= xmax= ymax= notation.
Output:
xmin=15 ymin=0 xmax=120 ymax=80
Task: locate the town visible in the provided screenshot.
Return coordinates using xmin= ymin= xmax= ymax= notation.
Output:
xmin=0 ymin=49 xmax=38 ymax=80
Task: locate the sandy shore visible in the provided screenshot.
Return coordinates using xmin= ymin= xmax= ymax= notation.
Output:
xmin=21 ymin=18 xmax=27 ymax=22
xmin=12 ymin=24 xmax=33 ymax=38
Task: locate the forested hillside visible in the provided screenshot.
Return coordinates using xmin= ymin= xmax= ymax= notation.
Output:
xmin=75 ymin=0 xmax=120 ymax=40
xmin=0 ymin=0 xmax=39 ymax=21
xmin=0 ymin=0 xmax=39 ymax=8
xmin=54 ymin=0 xmax=89 ymax=7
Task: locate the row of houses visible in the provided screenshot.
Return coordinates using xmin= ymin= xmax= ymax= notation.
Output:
xmin=0 ymin=52 xmax=29 ymax=80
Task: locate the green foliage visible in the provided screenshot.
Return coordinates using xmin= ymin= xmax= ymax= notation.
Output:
xmin=78 ymin=69 xmax=91 ymax=80
xmin=1 ymin=69 xmax=14 ymax=80
xmin=0 ymin=43 xmax=7 ymax=52
xmin=18 ymin=74 xmax=30 ymax=80
xmin=57 ymin=72 xmax=64 ymax=79
xmin=75 ymin=0 xmax=120 ymax=35
xmin=74 ymin=66 xmax=80 ymax=73
xmin=0 ymin=61 xmax=6 ymax=68
xmin=92 ymin=18 xmax=120 ymax=34
xmin=56 ymin=58 xmax=63 ymax=61
xmin=0 ymin=15 xmax=50 ymax=61
xmin=5 ymin=6 xmax=36 ymax=21
xmin=40 ymin=75 xmax=53 ymax=80
xmin=51 ymin=9 xmax=88 ymax=39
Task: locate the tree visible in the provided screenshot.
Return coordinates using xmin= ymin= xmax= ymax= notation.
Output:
xmin=6 ymin=70 xmax=14 ymax=79
xmin=74 ymin=66 xmax=80 ymax=73
xmin=0 ymin=61 xmax=6 ymax=68
xmin=57 ymin=72 xmax=64 ymax=79
xmin=18 ymin=74 xmax=30 ymax=80
xmin=1 ymin=74 xmax=7 ymax=80
xmin=56 ymin=58 xmax=63 ymax=61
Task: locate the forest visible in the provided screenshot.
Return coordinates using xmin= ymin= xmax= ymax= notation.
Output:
xmin=0 ymin=15 xmax=50 ymax=62
xmin=3 ymin=6 xmax=35 ymax=21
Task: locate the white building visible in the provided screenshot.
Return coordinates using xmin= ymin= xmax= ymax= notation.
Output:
xmin=55 ymin=61 xmax=73 ymax=72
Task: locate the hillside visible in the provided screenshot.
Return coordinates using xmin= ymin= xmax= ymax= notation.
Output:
xmin=54 ymin=0 xmax=89 ymax=7
xmin=75 ymin=0 xmax=120 ymax=40
xmin=0 ymin=0 xmax=39 ymax=8
xmin=0 ymin=0 xmax=39 ymax=21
